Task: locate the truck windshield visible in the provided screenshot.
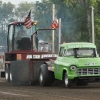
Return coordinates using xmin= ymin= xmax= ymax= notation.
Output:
xmin=64 ymin=48 xmax=97 ymax=58
xmin=76 ymin=48 xmax=97 ymax=57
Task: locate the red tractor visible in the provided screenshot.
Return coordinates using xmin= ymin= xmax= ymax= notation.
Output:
xmin=4 ymin=21 xmax=57 ymax=86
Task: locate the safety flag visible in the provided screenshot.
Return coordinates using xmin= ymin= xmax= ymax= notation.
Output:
xmin=51 ymin=20 xmax=59 ymax=28
xmin=24 ymin=10 xmax=32 ymax=29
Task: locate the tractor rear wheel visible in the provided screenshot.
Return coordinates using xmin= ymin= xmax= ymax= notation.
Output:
xmin=39 ymin=64 xmax=54 ymax=86
xmin=5 ymin=64 xmax=10 ymax=82
xmin=10 ymin=61 xmax=30 ymax=86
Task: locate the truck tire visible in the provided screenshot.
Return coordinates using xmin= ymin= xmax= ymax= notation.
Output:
xmin=5 ymin=64 xmax=10 ymax=82
xmin=39 ymin=64 xmax=54 ymax=86
xmin=64 ymin=72 xmax=73 ymax=88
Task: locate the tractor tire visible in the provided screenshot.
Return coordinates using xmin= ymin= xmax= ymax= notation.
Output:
xmin=39 ymin=64 xmax=54 ymax=86
xmin=10 ymin=61 xmax=30 ymax=86
xmin=5 ymin=64 xmax=10 ymax=82
xmin=64 ymin=72 xmax=73 ymax=88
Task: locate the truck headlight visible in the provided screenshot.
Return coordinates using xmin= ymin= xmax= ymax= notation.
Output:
xmin=70 ymin=65 xmax=76 ymax=71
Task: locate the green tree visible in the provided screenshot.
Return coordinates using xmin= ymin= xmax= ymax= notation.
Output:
xmin=0 ymin=1 xmax=15 ymax=50
xmin=14 ymin=2 xmax=35 ymax=21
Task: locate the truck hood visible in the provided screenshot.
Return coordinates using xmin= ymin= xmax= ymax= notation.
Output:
xmin=74 ymin=58 xmax=100 ymax=67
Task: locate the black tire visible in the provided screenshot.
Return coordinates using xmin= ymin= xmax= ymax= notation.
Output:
xmin=5 ymin=64 xmax=10 ymax=82
xmin=10 ymin=61 xmax=30 ymax=86
xmin=39 ymin=64 xmax=54 ymax=86
xmin=64 ymin=72 xmax=73 ymax=88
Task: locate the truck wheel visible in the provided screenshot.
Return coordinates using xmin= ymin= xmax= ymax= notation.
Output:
xmin=39 ymin=64 xmax=54 ymax=86
xmin=5 ymin=64 xmax=10 ymax=82
xmin=64 ymin=72 xmax=73 ymax=88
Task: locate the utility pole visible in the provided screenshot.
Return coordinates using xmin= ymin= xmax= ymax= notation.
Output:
xmin=52 ymin=4 xmax=55 ymax=53
xmin=58 ymin=18 xmax=61 ymax=50
xmin=91 ymin=6 xmax=95 ymax=44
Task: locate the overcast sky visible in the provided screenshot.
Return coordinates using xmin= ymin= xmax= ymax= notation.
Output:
xmin=2 ymin=0 xmax=41 ymax=4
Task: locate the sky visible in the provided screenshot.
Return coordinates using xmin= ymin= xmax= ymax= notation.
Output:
xmin=2 ymin=0 xmax=41 ymax=4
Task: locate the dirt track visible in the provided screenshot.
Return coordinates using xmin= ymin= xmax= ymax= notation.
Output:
xmin=0 ymin=78 xmax=100 ymax=100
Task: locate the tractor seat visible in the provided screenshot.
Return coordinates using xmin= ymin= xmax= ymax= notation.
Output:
xmin=17 ymin=37 xmax=31 ymax=50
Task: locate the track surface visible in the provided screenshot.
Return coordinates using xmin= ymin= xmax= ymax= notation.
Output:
xmin=0 ymin=79 xmax=100 ymax=100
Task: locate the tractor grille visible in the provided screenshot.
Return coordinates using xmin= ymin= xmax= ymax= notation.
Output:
xmin=77 ymin=68 xmax=100 ymax=76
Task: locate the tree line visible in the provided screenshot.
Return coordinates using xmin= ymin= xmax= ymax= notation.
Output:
xmin=0 ymin=0 xmax=100 ymax=53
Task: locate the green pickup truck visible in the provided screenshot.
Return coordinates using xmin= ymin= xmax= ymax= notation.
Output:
xmin=39 ymin=42 xmax=100 ymax=88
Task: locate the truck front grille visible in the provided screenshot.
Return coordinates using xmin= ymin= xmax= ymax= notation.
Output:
xmin=77 ymin=68 xmax=100 ymax=76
